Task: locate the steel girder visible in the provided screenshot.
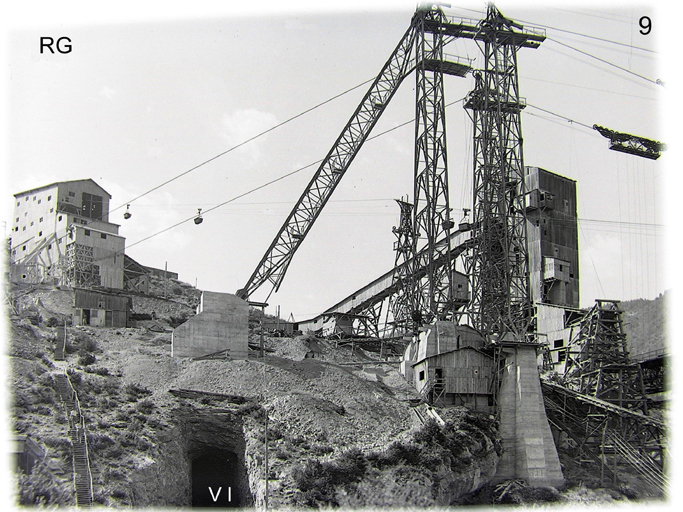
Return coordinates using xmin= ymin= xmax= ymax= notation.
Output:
xmin=464 ymin=5 xmax=539 ymax=340
xmin=237 ymin=16 xmax=420 ymax=301
xmin=411 ymin=7 xmax=455 ymax=326
xmin=387 ymin=199 xmax=417 ymax=335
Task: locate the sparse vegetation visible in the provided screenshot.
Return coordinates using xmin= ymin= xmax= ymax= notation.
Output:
xmin=292 ymin=415 xmax=499 ymax=507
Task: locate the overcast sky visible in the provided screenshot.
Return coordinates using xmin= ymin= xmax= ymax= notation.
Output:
xmin=1 ymin=0 xmax=676 ymax=322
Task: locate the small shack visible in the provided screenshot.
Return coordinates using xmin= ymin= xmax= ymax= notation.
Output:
xmin=403 ymin=321 xmax=494 ymax=412
xmin=73 ymin=288 xmax=132 ymax=327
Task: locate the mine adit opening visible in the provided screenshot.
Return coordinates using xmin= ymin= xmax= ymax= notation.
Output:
xmin=191 ymin=446 xmax=244 ymax=507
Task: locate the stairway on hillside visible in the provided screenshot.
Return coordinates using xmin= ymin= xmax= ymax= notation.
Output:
xmin=54 ymin=372 xmax=93 ymax=508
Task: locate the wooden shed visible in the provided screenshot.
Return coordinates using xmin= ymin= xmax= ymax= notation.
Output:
xmin=413 ymin=346 xmax=494 ymax=412
xmin=73 ymin=288 xmax=131 ymax=327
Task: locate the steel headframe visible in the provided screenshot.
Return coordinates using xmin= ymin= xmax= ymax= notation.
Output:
xmin=464 ymin=5 xmax=542 ymax=342
xmin=411 ymin=6 xmax=456 ymax=327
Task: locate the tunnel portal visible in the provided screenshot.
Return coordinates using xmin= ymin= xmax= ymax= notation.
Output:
xmin=191 ymin=447 xmax=244 ymax=507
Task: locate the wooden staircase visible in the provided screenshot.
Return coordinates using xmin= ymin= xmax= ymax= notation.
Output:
xmin=54 ymin=372 xmax=94 ymax=507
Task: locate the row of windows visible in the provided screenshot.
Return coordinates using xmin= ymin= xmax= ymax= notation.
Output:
xmin=83 ymin=230 xmax=107 ymax=239
xmin=17 ymin=194 xmax=54 ymax=207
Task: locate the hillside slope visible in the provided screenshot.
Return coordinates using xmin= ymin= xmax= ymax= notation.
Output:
xmin=7 ymin=284 xmax=500 ymax=508
xmin=620 ymin=291 xmax=668 ymax=360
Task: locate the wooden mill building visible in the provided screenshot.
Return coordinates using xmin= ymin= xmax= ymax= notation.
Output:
xmin=403 ymin=322 xmax=494 ymax=412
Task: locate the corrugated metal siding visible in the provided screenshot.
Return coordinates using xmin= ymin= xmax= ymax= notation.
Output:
xmin=74 ymin=289 xmax=131 ymax=311
xmin=526 ymin=167 xmax=579 ymax=307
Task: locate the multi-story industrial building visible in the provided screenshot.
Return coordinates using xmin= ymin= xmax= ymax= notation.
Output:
xmin=525 ymin=166 xmax=579 ymax=308
xmin=9 ymin=179 xmax=125 ymax=289
xmin=524 ymin=166 xmax=585 ymax=367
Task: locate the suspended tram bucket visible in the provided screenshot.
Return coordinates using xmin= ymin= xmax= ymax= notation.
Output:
xmin=194 ymin=208 xmax=203 ymax=225
xmin=123 ymin=204 xmax=132 ymax=220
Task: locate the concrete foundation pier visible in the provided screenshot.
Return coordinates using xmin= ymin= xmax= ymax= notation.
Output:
xmin=171 ymin=291 xmax=248 ymax=359
xmin=495 ymin=343 xmax=564 ymax=487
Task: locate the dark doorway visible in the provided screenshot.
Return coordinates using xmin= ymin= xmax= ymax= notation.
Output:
xmin=191 ymin=448 xmax=242 ymax=507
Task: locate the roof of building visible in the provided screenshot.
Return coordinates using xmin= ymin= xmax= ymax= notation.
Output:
xmin=412 ymin=345 xmax=493 ymax=367
xmin=525 ymin=166 xmax=577 ymax=183
xmin=13 ymin=178 xmax=112 ymax=198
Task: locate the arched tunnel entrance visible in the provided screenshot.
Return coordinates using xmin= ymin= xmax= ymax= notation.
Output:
xmin=191 ymin=446 xmax=244 ymax=507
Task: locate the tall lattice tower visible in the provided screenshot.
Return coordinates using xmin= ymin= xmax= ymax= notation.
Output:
xmin=464 ymin=5 xmax=543 ymax=341
xmin=411 ymin=6 xmax=456 ymax=325
xmin=388 ymin=199 xmax=416 ymax=335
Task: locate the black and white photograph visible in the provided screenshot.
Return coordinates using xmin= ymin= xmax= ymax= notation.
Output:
xmin=0 ymin=0 xmax=676 ymax=509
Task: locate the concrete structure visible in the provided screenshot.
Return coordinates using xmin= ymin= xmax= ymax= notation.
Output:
xmin=73 ymin=288 xmax=131 ymax=328
xmin=525 ymin=166 xmax=579 ymax=308
xmin=9 ymin=179 xmax=125 ymax=289
xmin=495 ymin=344 xmax=565 ymax=487
xmin=172 ymin=291 xmax=248 ymax=359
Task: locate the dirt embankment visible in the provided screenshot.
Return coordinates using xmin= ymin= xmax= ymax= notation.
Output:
xmin=8 ymin=286 xmax=502 ymax=508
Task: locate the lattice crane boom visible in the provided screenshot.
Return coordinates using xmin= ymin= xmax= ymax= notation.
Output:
xmin=237 ymin=15 xmax=421 ymax=301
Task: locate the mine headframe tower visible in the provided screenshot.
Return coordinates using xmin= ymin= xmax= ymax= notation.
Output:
xmin=237 ymin=4 xmax=474 ymax=332
xmin=463 ymin=5 xmax=544 ymax=343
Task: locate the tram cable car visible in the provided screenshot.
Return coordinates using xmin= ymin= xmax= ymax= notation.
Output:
xmin=194 ymin=208 xmax=203 ymax=225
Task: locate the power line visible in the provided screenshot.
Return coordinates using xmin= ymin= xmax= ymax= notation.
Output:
xmin=518 ymin=18 xmax=656 ymax=54
xmin=547 ymin=38 xmax=660 ymax=86
xmin=119 ymin=97 xmax=469 ymax=253
xmin=548 ymin=6 xmax=634 ymax=25
xmin=108 ymin=76 xmax=376 ymax=217
xmin=520 ymin=75 xmax=657 ymax=101
xmin=525 ymin=104 xmax=594 ymax=131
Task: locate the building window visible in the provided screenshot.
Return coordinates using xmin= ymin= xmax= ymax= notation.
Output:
xmin=30 ymin=221 xmax=34 ymax=226
xmin=50 ymin=208 xmax=54 ymax=213
xmin=24 ymin=212 xmax=27 ymax=217
xmin=419 ymin=370 xmax=425 ymax=381
xmin=22 ymin=245 xmax=26 ymax=251
xmin=58 ymin=215 xmax=63 ymax=221
xmin=39 ymin=217 xmax=43 ymax=222
xmin=82 ymin=192 xmax=104 ymax=220
xmin=38 ymin=199 xmax=41 ymax=204
xmin=25 ymin=197 xmax=28 ymax=201
xmin=33 ymin=196 xmax=36 ymax=201
xmin=17 ymin=202 xmax=20 ymax=207
xmin=101 ymin=233 xmax=107 ymax=239
xmin=84 ymin=230 xmax=91 ymax=236
xmin=64 ymin=197 xmax=69 ymax=203
xmin=15 ymin=217 xmax=18 ymax=222
xmin=47 ymin=195 xmax=52 ymax=201
xmin=68 ymin=191 xmax=75 ymax=197
xmin=48 ymin=244 xmax=52 ymax=250
xmin=38 ymin=231 xmax=42 ymax=237
xmin=22 ymin=226 xmax=26 ymax=231
xmin=81 ymin=220 xmax=87 ymax=225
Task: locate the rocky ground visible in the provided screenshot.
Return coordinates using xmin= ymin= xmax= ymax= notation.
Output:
xmin=5 ymin=283 xmax=667 ymax=509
